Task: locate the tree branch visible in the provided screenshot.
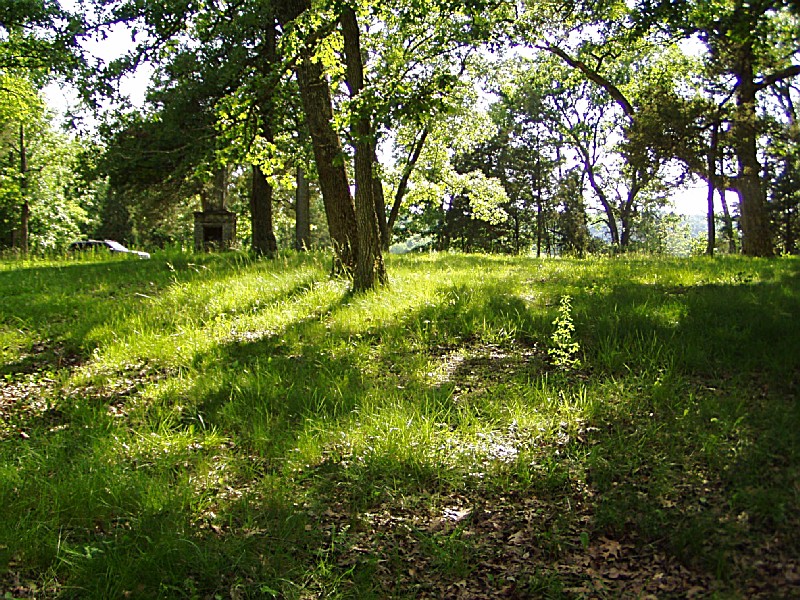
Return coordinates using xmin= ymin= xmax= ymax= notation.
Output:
xmin=388 ymin=125 xmax=429 ymax=232
xmin=754 ymin=64 xmax=800 ymax=91
xmin=540 ymin=43 xmax=635 ymax=119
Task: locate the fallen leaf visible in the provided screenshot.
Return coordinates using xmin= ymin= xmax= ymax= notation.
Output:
xmin=508 ymin=530 xmax=525 ymax=545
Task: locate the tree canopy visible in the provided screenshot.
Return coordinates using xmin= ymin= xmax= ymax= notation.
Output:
xmin=1 ymin=0 xmax=798 ymax=264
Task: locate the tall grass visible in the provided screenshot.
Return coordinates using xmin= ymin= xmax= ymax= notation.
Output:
xmin=1 ymin=251 xmax=798 ymax=597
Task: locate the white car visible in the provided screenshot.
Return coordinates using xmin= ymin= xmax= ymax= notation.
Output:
xmin=69 ymin=239 xmax=151 ymax=259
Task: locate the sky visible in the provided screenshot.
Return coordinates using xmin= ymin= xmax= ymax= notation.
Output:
xmin=670 ymin=183 xmax=711 ymax=216
xmin=44 ymin=4 xmax=152 ymax=127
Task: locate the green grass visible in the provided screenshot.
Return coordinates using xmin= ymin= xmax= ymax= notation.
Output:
xmin=1 ymin=250 xmax=798 ymax=597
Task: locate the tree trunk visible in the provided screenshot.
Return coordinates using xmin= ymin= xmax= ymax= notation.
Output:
xmin=275 ymin=0 xmax=358 ymax=273
xmin=387 ymin=125 xmax=429 ymax=238
xmin=619 ymin=215 xmax=630 ymax=248
xmin=706 ymin=123 xmax=718 ymax=256
xmin=594 ymin=188 xmax=619 ymax=247
xmin=371 ymin=142 xmax=390 ymax=250
xmin=16 ymin=123 xmax=29 ymax=254
xmin=296 ymin=58 xmax=358 ymax=273
xmin=251 ymin=165 xmax=278 ymax=256
xmin=16 ymin=201 xmax=29 ymax=254
xmin=720 ymin=190 xmax=737 ymax=253
xmin=575 ymin=142 xmax=620 ymax=246
xmin=341 ymin=5 xmax=386 ymax=291
xmin=733 ymin=45 xmax=773 ymax=256
xmin=619 ymin=198 xmax=633 ymax=249
xmin=619 ymin=179 xmax=642 ymax=250
xmin=295 ymin=166 xmax=311 ymax=251
xmin=536 ymin=199 xmax=542 ymax=257
xmin=250 ymin=18 xmax=279 ymax=257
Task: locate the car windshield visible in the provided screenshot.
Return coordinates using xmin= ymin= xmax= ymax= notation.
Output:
xmin=105 ymin=241 xmax=129 ymax=251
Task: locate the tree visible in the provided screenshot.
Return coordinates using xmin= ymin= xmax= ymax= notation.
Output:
xmin=0 ymin=77 xmax=97 ymax=251
xmin=453 ymin=82 xmax=559 ymax=255
xmin=555 ymin=169 xmax=591 ymax=257
xmin=386 ymin=90 xmax=509 ymax=252
xmin=764 ymin=78 xmax=800 ymax=253
xmin=0 ymin=0 xmax=85 ymax=76
xmin=634 ymin=0 xmax=800 ymax=255
xmin=530 ymin=35 xmax=696 ymax=249
xmin=0 ymin=75 xmax=45 ymax=251
xmin=94 ymin=0 xmax=309 ymax=254
xmin=341 ymin=5 xmax=386 ymax=289
xmin=1 ymin=1 xmax=89 ymax=251
xmin=273 ymin=0 xmax=360 ymax=274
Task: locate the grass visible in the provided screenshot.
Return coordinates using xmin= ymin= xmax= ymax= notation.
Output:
xmin=1 ymin=250 xmax=799 ymax=598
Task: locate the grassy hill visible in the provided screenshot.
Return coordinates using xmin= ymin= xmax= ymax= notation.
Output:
xmin=1 ymin=251 xmax=798 ymax=598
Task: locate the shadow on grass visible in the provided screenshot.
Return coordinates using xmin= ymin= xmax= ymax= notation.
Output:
xmin=568 ymin=266 xmax=800 ymax=586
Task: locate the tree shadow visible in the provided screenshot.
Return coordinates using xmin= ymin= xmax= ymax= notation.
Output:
xmin=566 ymin=267 xmax=800 ymax=588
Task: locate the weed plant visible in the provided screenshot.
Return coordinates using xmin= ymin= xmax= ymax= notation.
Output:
xmin=0 ymin=251 xmax=798 ymax=597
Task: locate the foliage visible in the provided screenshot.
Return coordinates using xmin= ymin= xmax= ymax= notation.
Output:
xmin=0 ymin=75 xmax=96 ymax=251
xmin=634 ymin=211 xmax=697 ymax=256
xmin=548 ymin=294 xmax=580 ymax=370
xmin=0 ymin=0 xmax=85 ymax=77
xmin=0 ymin=0 xmax=797 ymax=261
xmin=631 ymin=0 xmax=800 ymax=255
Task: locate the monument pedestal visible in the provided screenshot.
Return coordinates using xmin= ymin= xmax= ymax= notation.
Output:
xmin=194 ymin=210 xmax=237 ymax=251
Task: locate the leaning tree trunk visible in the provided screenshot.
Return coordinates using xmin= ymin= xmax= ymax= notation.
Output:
xmin=341 ymin=5 xmax=386 ymax=291
xmin=276 ymin=0 xmax=358 ymax=273
xmin=371 ymin=142 xmax=390 ymax=251
xmin=733 ymin=47 xmax=773 ymax=256
xmin=251 ymin=164 xmax=278 ymax=256
xmin=386 ymin=125 xmax=429 ymax=247
xmin=577 ymin=144 xmax=620 ymax=247
xmin=296 ymin=57 xmax=358 ymax=273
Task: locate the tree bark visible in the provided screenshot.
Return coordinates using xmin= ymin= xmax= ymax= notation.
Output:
xmin=535 ymin=200 xmax=542 ymax=257
xmin=250 ymin=17 xmax=279 ymax=257
xmin=706 ymin=123 xmax=718 ymax=256
xmin=619 ymin=201 xmax=632 ymax=248
xmin=719 ymin=189 xmax=737 ymax=253
xmin=387 ymin=125 xmax=429 ymax=237
xmin=341 ymin=5 xmax=386 ymax=291
xmin=295 ymin=166 xmax=311 ymax=251
xmin=16 ymin=123 xmax=29 ymax=253
xmin=561 ymin=121 xmax=620 ymax=246
xmin=296 ymin=58 xmax=358 ymax=272
xmin=276 ymin=0 xmax=358 ymax=273
xmin=371 ymin=142 xmax=390 ymax=250
xmin=733 ymin=43 xmax=773 ymax=256
xmin=251 ymin=164 xmax=278 ymax=256
xmin=581 ymin=150 xmax=620 ymax=246
xmin=619 ymin=177 xmax=642 ymax=250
